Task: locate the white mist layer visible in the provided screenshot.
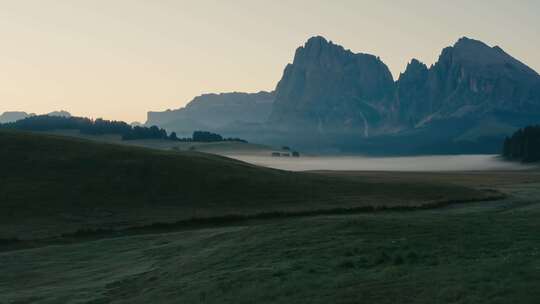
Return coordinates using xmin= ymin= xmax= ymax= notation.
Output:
xmin=227 ymin=155 xmax=535 ymax=172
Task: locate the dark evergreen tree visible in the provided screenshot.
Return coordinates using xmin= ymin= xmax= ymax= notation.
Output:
xmin=502 ymin=125 xmax=540 ymax=162
xmin=0 ymin=115 xmax=174 ymax=141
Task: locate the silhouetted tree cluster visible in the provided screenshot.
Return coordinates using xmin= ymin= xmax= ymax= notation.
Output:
xmin=502 ymin=125 xmax=540 ymax=162
xmin=225 ymin=137 xmax=248 ymax=143
xmin=0 ymin=115 xmax=173 ymax=141
xmin=191 ymin=131 xmax=247 ymax=143
xmin=83 ymin=118 xmax=132 ymax=135
xmin=193 ymin=131 xmax=223 ymax=142
xmin=1 ymin=115 xmax=92 ymax=131
xmin=0 ymin=115 xmax=249 ymax=143
xmin=122 ymin=126 xmax=168 ymax=140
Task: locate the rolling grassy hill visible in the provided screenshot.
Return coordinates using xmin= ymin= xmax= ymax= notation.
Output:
xmin=40 ymin=129 xmax=279 ymax=155
xmin=0 ymin=130 xmax=494 ymax=240
xmin=2 ymin=130 xmax=540 ymax=303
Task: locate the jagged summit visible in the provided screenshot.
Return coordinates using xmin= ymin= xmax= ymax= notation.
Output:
xmin=399 ymin=59 xmax=428 ymax=81
xmin=302 ymin=36 xmax=344 ymax=52
xmin=304 ymin=35 xmax=330 ymax=46
xmin=409 ymin=58 xmax=426 ymax=66
xmin=436 ymin=37 xmax=538 ymax=77
xmin=269 ymin=36 xmax=395 ymax=136
xmin=454 ymin=36 xmax=489 ymax=48
xmin=397 ymin=36 xmax=540 ymax=130
xmin=294 ymin=36 xmax=384 ymax=67
xmin=147 ymin=36 xmax=540 ymax=153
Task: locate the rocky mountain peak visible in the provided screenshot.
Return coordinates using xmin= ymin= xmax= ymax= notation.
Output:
xmin=454 ymin=36 xmax=488 ymax=48
xmin=437 ymin=37 xmax=538 ymax=77
xmin=304 ymin=35 xmax=331 ymax=49
xmin=270 ymin=36 xmax=395 ymax=136
xmin=293 ymin=36 xmax=352 ymax=68
xmin=399 ymin=59 xmax=428 ymax=82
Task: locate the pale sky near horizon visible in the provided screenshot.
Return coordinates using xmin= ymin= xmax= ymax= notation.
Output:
xmin=1 ymin=0 xmax=539 ymax=122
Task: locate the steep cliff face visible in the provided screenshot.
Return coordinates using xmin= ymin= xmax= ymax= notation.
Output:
xmin=269 ymin=36 xmax=396 ymax=137
xmin=147 ymin=91 xmax=274 ymax=135
xmin=393 ymin=37 xmax=540 ymax=149
xmin=403 ymin=37 xmax=540 ymax=126
xmin=265 ymin=36 xmax=540 ymax=152
xmin=396 ymin=59 xmax=430 ymax=125
xmin=144 ymin=36 xmax=540 ymax=153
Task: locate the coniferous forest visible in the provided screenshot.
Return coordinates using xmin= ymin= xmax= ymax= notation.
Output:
xmin=0 ymin=115 xmax=172 ymax=140
xmin=0 ymin=115 xmax=246 ymax=143
xmin=502 ymin=125 xmax=540 ymax=162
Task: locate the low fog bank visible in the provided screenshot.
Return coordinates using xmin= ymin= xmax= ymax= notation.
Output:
xmin=227 ymin=155 xmax=535 ymax=172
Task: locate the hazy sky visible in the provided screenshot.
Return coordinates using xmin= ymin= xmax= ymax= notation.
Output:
xmin=1 ymin=0 xmax=539 ymax=122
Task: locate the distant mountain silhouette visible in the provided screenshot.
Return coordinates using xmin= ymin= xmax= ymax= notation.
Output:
xmin=47 ymin=110 xmax=72 ymax=118
xmin=147 ymin=36 xmax=540 ymax=154
xmin=0 ymin=112 xmax=35 ymax=124
xmin=146 ymin=91 xmax=274 ymax=136
xmin=268 ymin=36 xmax=396 ymax=137
xmin=399 ymin=37 xmax=540 ymax=127
xmin=0 ymin=110 xmax=72 ymax=124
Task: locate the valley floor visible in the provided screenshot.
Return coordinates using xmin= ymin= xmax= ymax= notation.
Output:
xmin=2 ymin=171 xmax=540 ymax=303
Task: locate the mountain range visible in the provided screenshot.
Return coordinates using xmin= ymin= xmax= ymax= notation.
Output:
xmin=0 ymin=110 xmax=71 ymax=124
xmin=149 ymin=36 xmax=540 ymax=154
xmin=147 ymin=91 xmax=274 ymax=136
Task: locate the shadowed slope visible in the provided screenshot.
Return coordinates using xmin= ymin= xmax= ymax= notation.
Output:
xmin=0 ymin=130 xmax=492 ymax=239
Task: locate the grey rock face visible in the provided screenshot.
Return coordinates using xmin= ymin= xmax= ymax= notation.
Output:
xmin=145 ymin=36 xmax=540 ymax=153
xmin=147 ymin=91 xmax=274 ymax=135
xmin=396 ymin=59 xmax=430 ymax=125
xmin=265 ymin=36 xmax=540 ymax=152
xmin=399 ymin=37 xmax=540 ymax=127
xmin=268 ymin=36 xmax=396 ymax=137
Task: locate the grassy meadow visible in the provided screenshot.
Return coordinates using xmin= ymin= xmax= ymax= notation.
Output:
xmin=1 ymin=182 xmax=540 ymax=303
xmin=1 ymin=130 xmax=539 ymax=303
xmin=0 ymin=130 xmax=493 ymax=240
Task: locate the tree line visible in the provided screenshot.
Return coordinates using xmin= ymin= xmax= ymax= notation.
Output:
xmin=502 ymin=125 xmax=540 ymax=162
xmin=0 ymin=115 xmax=246 ymax=143
xmin=0 ymin=115 xmax=172 ymax=140
xmin=191 ymin=131 xmax=247 ymax=143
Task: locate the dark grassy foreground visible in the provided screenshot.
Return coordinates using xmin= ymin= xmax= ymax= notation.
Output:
xmin=1 ymin=186 xmax=540 ymax=303
xmin=0 ymin=130 xmax=491 ymax=240
xmin=2 ymin=130 xmax=539 ymax=303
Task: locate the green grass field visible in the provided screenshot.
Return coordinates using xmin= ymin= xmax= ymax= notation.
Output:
xmin=0 ymin=130 xmax=492 ymax=240
xmin=1 ymin=182 xmax=540 ymax=304
xmin=1 ymin=130 xmax=539 ymax=303
xmin=41 ymin=129 xmax=278 ymax=155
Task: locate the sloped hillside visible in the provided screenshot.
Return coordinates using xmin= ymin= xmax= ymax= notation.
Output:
xmin=0 ymin=130 xmax=490 ymax=239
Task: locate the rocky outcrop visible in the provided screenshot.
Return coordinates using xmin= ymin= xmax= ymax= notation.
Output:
xmin=264 ymin=36 xmax=540 ymax=152
xmin=399 ymin=37 xmax=540 ymax=127
xmin=393 ymin=37 xmax=540 ymax=148
xmin=146 ymin=36 xmax=540 ymax=153
xmin=268 ymin=36 xmax=396 ymax=137
xmin=396 ymin=59 xmax=430 ymax=125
